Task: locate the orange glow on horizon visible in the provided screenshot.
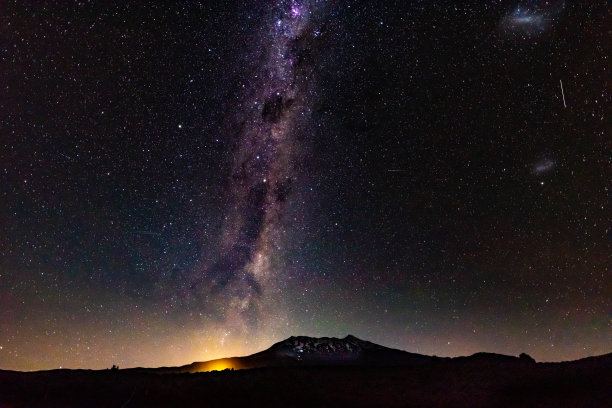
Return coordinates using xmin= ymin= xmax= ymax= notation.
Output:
xmin=191 ymin=358 xmax=243 ymax=373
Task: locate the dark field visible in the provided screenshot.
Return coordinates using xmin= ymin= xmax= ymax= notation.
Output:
xmin=1 ymin=358 xmax=610 ymax=407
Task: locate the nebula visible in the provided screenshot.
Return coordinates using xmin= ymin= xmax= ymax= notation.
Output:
xmin=532 ymin=158 xmax=556 ymax=175
xmin=500 ymin=1 xmax=565 ymax=36
xmin=190 ymin=1 xmax=325 ymax=338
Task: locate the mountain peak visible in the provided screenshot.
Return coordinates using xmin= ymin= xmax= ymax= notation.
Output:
xmin=275 ymin=334 xmax=370 ymax=348
xmin=265 ymin=334 xmax=412 ymax=364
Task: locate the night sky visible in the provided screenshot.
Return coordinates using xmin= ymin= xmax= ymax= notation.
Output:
xmin=1 ymin=0 xmax=610 ymax=371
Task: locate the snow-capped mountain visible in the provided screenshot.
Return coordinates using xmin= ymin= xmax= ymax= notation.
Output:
xmin=140 ymin=335 xmax=546 ymax=374
xmin=160 ymin=335 xmax=434 ymax=373
xmin=267 ymin=335 xmax=406 ymax=361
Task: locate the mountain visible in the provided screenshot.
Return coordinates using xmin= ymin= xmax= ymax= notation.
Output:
xmin=139 ymin=335 xmax=539 ymax=374
xmin=260 ymin=334 xmax=435 ymax=365
xmin=139 ymin=335 xmax=434 ymax=373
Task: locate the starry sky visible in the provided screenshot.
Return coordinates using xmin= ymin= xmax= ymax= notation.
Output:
xmin=1 ymin=0 xmax=610 ymax=371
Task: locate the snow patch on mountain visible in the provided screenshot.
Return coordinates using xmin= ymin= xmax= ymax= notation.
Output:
xmin=269 ymin=335 xmax=387 ymax=360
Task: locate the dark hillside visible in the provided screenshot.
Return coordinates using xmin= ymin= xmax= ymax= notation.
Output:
xmin=1 ymin=352 xmax=610 ymax=408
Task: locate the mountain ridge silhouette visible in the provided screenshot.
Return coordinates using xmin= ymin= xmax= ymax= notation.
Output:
xmin=122 ymin=335 xmax=610 ymax=374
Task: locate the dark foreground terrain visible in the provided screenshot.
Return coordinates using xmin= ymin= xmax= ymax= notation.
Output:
xmin=1 ymin=357 xmax=611 ymax=408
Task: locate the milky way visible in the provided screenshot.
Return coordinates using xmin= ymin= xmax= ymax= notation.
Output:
xmin=190 ymin=0 xmax=326 ymax=338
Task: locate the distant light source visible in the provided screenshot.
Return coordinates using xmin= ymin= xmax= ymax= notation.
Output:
xmin=193 ymin=359 xmax=240 ymax=373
